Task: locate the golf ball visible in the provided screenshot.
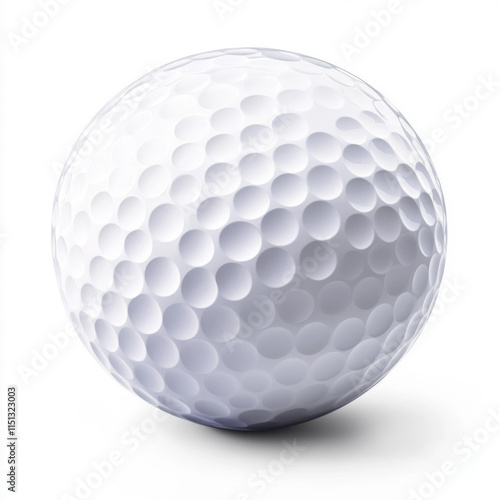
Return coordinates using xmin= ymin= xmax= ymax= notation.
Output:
xmin=52 ymin=48 xmax=447 ymax=430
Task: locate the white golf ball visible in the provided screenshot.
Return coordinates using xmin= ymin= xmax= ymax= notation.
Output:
xmin=52 ymin=48 xmax=447 ymax=430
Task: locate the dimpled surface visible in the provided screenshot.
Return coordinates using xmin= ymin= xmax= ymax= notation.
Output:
xmin=52 ymin=48 xmax=447 ymax=430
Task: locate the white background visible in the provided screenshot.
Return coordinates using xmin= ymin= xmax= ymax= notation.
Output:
xmin=1 ymin=1 xmax=499 ymax=499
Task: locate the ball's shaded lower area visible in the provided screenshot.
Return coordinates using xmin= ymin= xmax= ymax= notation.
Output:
xmin=52 ymin=48 xmax=447 ymax=430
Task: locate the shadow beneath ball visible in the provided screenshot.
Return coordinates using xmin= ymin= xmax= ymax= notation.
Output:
xmin=206 ymin=396 xmax=448 ymax=459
